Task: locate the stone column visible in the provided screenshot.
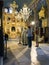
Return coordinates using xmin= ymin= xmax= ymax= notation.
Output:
xmin=34 ymin=7 xmax=39 ymax=47
xmin=46 ymin=0 xmax=49 ymax=43
xmin=47 ymin=7 xmax=49 ymax=43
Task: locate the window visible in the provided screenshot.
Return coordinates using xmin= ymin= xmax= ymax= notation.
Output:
xmin=11 ymin=27 xmax=15 ymax=31
xmin=7 ymin=17 xmax=10 ymax=21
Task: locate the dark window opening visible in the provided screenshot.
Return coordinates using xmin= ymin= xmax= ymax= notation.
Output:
xmin=11 ymin=27 xmax=15 ymax=31
xmin=7 ymin=17 xmax=10 ymax=21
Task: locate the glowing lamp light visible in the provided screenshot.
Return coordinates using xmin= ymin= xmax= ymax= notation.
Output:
xmin=4 ymin=8 xmax=8 ymax=13
xmin=31 ymin=21 xmax=35 ymax=25
xmin=9 ymin=8 xmax=13 ymax=13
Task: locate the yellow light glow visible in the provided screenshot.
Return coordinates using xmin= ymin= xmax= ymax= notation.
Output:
xmin=31 ymin=21 xmax=35 ymax=25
